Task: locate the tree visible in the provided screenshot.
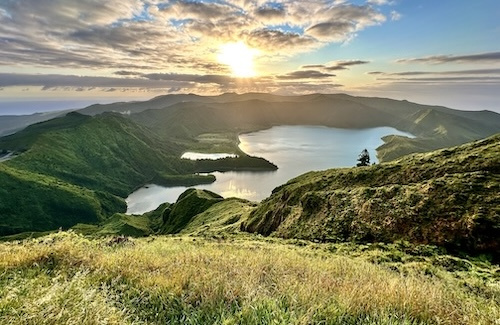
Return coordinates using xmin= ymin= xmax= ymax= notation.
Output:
xmin=356 ymin=149 xmax=370 ymax=167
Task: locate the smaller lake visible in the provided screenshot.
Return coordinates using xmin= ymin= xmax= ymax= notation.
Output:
xmin=181 ymin=152 xmax=238 ymax=160
xmin=126 ymin=126 xmax=413 ymax=214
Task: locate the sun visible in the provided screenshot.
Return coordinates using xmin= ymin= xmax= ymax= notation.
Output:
xmin=217 ymin=42 xmax=258 ymax=78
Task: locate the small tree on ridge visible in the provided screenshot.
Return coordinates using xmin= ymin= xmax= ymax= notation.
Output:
xmin=356 ymin=149 xmax=370 ymax=167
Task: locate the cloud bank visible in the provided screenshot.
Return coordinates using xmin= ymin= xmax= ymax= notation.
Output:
xmin=0 ymin=0 xmax=387 ymax=72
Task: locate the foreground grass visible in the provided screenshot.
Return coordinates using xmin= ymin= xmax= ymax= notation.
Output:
xmin=0 ymin=232 xmax=498 ymax=324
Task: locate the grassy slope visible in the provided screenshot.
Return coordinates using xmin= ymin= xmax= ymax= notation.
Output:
xmin=0 ymin=163 xmax=125 ymax=236
xmin=0 ymin=112 xmax=191 ymax=197
xmin=179 ymin=198 xmax=257 ymax=236
xmin=160 ymin=189 xmax=225 ymax=234
xmin=69 ymin=191 xmax=256 ymax=238
xmin=0 ymin=231 xmax=498 ymax=324
xmin=244 ymin=134 xmax=500 ymax=257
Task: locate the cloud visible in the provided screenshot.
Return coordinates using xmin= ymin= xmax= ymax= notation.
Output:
xmin=390 ymin=10 xmax=402 ymax=21
xmin=255 ymin=3 xmax=286 ymax=21
xmin=0 ymin=73 xmax=193 ymax=89
xmin=0 ymin=0 xmax=389 ymax=71
xmin=143 ymin=73 xmax=235 ymax=85
xmin=276 ymin=70 xmax=336 ymax=80
xmin=302 ymin=60 xmax=369 ymax=71
xmin=114 ymin=71 xmax=142 ymax=76
xmin=246 ymin=29 xmax=316 ymax=53
xmin=369 ymin=68 xmax=500 ymax=76
xmin=367 ymin=0 xmax=392 ymax=5
xmin=377 ymin=76 xmax=500 ymax=83
xmin=327 ymin=60 xmax=370 ymax=70
xmin=397 ymin=52 xmax=500 ymax=64
xmin=306 ymin=21 xmax=355 ymax=42
xmin=159 ymin=1 xmax=236 ymax=20
xmin=305 ymin=4 xmax=385 ymax=42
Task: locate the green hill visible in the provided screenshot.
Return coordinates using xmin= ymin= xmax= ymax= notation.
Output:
xmin=0 ymin=112 xmax=198 ymax=197
xmin=0 ymin=110 xmax=72 ymax=136
xmin=160 ymin=189 xmax=225 ymax=234
xmin=0 ymin=112 xmax=211 ymax=234
xmin=243 ymin=134 xmax=500 ymax=258
xmin=0 ymin=163 xmax=125 ymax=236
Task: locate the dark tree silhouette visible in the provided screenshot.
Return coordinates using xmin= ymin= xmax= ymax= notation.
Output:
xmin=356 ymin=149 xmax=370 ymax=167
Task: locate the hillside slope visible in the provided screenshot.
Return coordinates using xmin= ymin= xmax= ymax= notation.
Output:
xmin=0 ymin=112 xmax=195 ymax=196
xmin=0 ymin=163 xmax=125 ymax=236
xmin=243 ymin=134 xmax=500 ymax=257
xmin=0 ymin=110 xmax=71 ymax=136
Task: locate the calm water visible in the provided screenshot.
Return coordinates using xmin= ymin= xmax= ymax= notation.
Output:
xmin=126 ymin=126 xmax=413 ymax=214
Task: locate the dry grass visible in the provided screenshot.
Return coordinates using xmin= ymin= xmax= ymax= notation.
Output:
xmin=0 ymin=232 xmax=498 ymax=324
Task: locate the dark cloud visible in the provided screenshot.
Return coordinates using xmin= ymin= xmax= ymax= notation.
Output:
xmin=304 ymin=5 xmax=385 ymax=41
xmin=0 ymin=73 xmax=193 ymax=89
xmin=143 ymin=73 xmax=235 ymax=85
xmin=337 ymin=60 xmax=370 ymax=67
xmin=277 ymin=70 xmax=336 ymax=80
xmin=306 ymin=21 xmax=354 ymax=40
xmin=161 ymin=1 xmax=236 ymax=20
xmin=301 ymin=64 xmax=325 ymax=69
xmin=114 ymin=71 xmax=142 ymax=76
xmin=397 ymin=52 xmax=500 ymax=64
xmin=370 ymin=69 xmax=500 ymax=77
xmin=255 ymin=3 xmax=286 ymax=19
xmin=325 ymin=60 xmax=370 ymax=71
xmin=246 ymin=29 xmax=316 ymax=51
xmin=377 ymin=76 xmax=500 ymax=82
xmin=301 ymin=60 xmax=369 ymax=71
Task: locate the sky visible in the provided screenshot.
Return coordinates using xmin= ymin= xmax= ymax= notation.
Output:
xmin=0 ymin=0 xmax=499 ymax=114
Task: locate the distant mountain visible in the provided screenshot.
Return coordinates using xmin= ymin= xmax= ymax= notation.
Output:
xmin=0 ymin=110 xmax=72 ymax=136
xmin=131 ymin=96 xmax=399 ymax=140
xmin=242 ymin=134 xmax=500 ymax=257
xmin=77 ymin=93 xmax=214 ymax=116
xmin=129 ymin=93 xmax=500 ymax=161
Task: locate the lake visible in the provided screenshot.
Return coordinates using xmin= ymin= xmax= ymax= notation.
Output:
xmin=126 ymin=125 xmax=413 ymax=214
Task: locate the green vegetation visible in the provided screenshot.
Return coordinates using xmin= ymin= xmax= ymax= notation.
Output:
xmin=153 ymin=173 xmax=216 ymax=187
xmin=0 ymin=112 xmax=188 ymax=197
xmin=69 ymin=191 xmax=255 ymax=238
xmin=194 ymin=155 xmax=278 ymax=172
xmin=244 ymin=134 xmax=500 ymax=258
xmin=0 ymin=231 xmax=498 ymax=324
xmin=0 ymin=112 xmax=278 ymax=234
xmin=160 ymin=189 xmax=224 ymax=234
xmin=178 ymin=198 xmax=256 ymax=236
xmin=0 ymin=163 xmax=125 ymax=236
